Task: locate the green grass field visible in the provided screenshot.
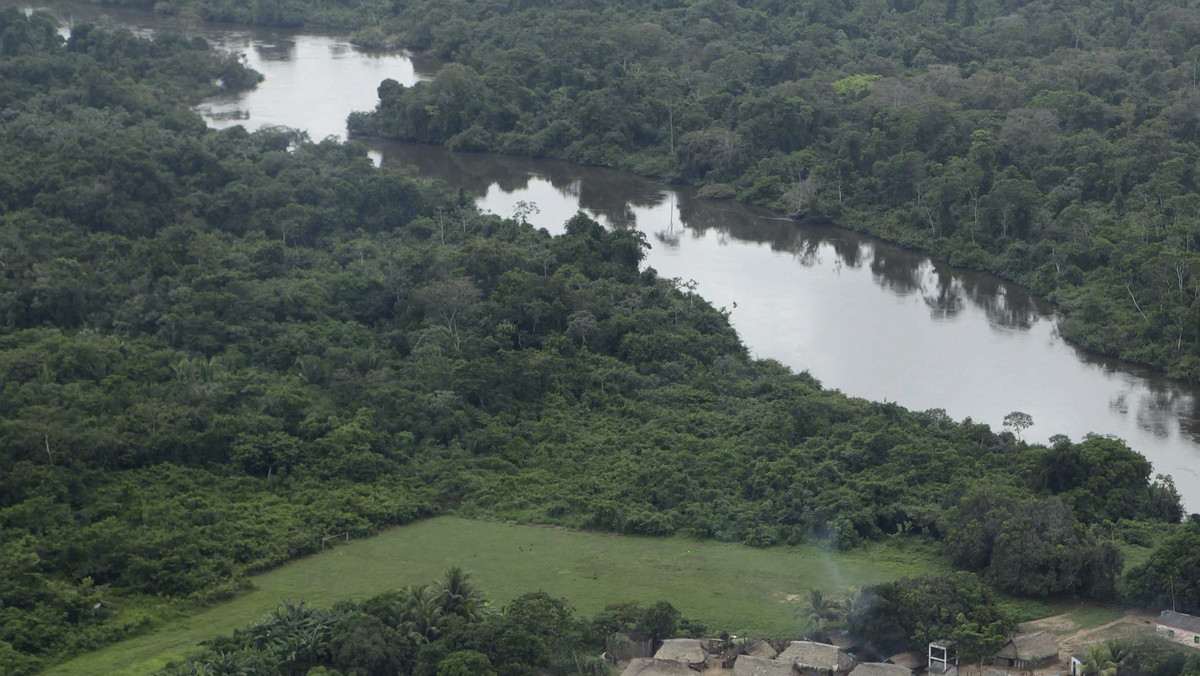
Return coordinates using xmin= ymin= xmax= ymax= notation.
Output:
xmin=48 ymin=516 xmax=945 ymax=675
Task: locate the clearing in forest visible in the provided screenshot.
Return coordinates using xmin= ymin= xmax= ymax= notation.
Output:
xmin=48 ymin=516 xmax=944 ymax=675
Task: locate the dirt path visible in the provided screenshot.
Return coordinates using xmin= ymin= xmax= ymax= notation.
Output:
xmin=1056 ymin=608 xmax=1158 ymax=655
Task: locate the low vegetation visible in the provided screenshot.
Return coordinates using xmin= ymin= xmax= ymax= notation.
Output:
xmin=44 ymin=516 xmax=946 ymax=674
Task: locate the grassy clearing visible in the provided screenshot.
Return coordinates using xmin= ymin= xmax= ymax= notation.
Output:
xmin=1121 ymin=544 xmax=1155 ymax=572
xmin=48 ymin=516 xmax=945 ymax=675
xmin=1067 ymin=606 xmax=1128 ymax=632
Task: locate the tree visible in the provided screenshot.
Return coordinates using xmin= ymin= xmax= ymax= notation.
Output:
xmin=505 ymin=592 xmax=576 ymax=646
xmin=1126 ymin=529 xmax=1200 ymax=614
xmin=847 ymin=573 xmax=1014 ymax=655
xmin=437 ymin=650 xmax=496 ymax=676
xmin=636 ymin=601 xmax=681 ymax=644
xmin=399 ymin=586 xmax=444 ymax=644
xmin=331 ymin=614 xmax=408 ymax=675
xmin=511 ymin=200 xmax=539 ymax=225
xmin=231 ymin=431 xmax=301 ymax=478
xmin=418 ymin=277 xmax=481 ymax=351
xmin=437 ymin=567 xmax=484 ymax=619
xmin=804 ymin=589 xmax=841 ymax=631
xmin=1002 ymin=411 xmax=1033 ymax=440
xmin=1082 ymin=640 xmax=1129 ymax=676
xmin=566 ymin=311 xmax=598 ymax=345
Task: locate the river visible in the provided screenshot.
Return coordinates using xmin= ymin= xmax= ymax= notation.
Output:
xmin=15 ymin=1 xmax=1200 ymax=509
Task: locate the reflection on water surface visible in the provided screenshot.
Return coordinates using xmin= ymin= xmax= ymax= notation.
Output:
xmin=11 ymin=0 xmax=1200 ymax=509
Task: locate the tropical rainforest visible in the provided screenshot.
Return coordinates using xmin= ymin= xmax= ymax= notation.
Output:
xmin=105 ymin=0 xmax=1200 ymax=380
xmin=2 ymin=3 xmax=1200 ymax=675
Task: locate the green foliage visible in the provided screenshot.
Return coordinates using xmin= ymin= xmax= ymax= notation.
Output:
xmin=1033 ymin=435 xmax=1183 ymax=523
xmin=831 ymin=75 xmax=881 ymax=97
xmin=592 ymin=599 xmax=691 ymax=642
xmin=504 ymin=593 xmax=579 ymax=648
xmin=437 ymin=650 xmax=496 ymax=676
xmin=162 ymin=577 xmax=701 ymax=676
xmin=339 ymin=0 xmax=1200 ymax=381
xmin=940 ymin=486 xmax=1124 ymax=597
xmin=1088 ymin=637 xmax=1200 ymax=676
xmin=1125 ymin=526 xmax=1200 ymax=614
xmin=847 ymin=573 xmax=1014 ymax=663
xmin=0 ymin=9 xmax=1184 ymax=670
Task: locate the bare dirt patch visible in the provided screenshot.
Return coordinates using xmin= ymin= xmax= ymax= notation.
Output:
xmin=1021 ymin=613 xmax=1078 ymax=634
xmin=1056 ymin=608 xmax=1157 ymax=656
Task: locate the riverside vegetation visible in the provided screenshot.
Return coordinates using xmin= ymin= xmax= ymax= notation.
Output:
xmin=113 ymin=0 xmax=1200 ymax=380
xmin=2 ymin=7 xmax=1200 ymax=675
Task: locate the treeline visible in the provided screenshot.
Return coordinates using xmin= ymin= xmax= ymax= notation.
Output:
xmin=318 ymin=0 xmax=1200 ymax=381
xmin=158 ymin=567 xmax=1200 ymax=676
xmin=0 ymin=10 xmax=1190 ymax=673
xmin=159 ymin=568 xmax=702 ymax=676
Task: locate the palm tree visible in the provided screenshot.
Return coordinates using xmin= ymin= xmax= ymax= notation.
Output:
xmin=804 ymin=589 xmax=840 ymax=632
xmin=399 ymin=585 xmax=444 ymax=644
xmin=437 ymin=566 xmax=484 ymax=619
xmin=1083 ymin=640 xmax=1129 ymax=676
xmin=841 ymin=587 xmax=861 ymax=620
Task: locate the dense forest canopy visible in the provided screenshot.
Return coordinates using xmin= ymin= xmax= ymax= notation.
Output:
xmin=354 ymin=0 xmax=1200 ymax=381
xmin=109 ymin=0 xmax=1200 ymax=380
xmin=0 ymin=5 xmax=1198 ymax=674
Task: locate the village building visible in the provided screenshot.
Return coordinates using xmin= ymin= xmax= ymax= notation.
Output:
xmin=607 ymin=633 xmax=657 ymax=662
xmin=621 ymin=657 xmax=701 ymax=676
xmin=654 ymin=638 xmax=708 ymax=668
xmin=733 ymin=654 xmax=796 ymax=676
xmin=777 ymin=640 xmax=857 ymax=676
xmin=993 ymin=631 xmax=1060 ymax=670
xmin=886 ymin=651 xmax=926 ymax=672
xmin=745 ymin=641 xmax=779 ymax=659
xmin=850 ymin=662 xmax=916 ymax=676
xmin=1156 ymin=610 xmax=1200 ymax=649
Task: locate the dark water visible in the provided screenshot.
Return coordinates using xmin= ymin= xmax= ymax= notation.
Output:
xmin=14 ymin=1 xmax=1200 ymax=509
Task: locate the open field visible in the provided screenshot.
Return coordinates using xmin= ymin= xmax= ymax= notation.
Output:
xmin=48 ymin=516 xmax=946 ymax=675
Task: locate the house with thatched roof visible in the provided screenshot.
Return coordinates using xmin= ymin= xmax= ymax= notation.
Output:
xmin=607 ymin=633 xmax=656 ymax=662
xmin=777 ymin=640 xmax=857 ymax=676
xmin=1157 ymin=610 xmax=1200 ymax=649
xmin=733 ymin=654 xmax=795 ymax=676
xmin=745 ymin=641 xmax=779 ymax=659
xmin=993 ymin=631 xmax=1060 ymax=670
xmin=850 ymin=662 xmax=914 ymax=676
xmin=886 ymin=651 xmax=926 ymax=672
xmin=621 ymin=657 xmax=700 ymax=676
xmin=654 ymin=638 xmax=708 ymax=667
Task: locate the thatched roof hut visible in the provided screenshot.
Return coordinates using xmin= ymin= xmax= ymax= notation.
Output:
xmin=654 ymin=638 xmax=707 ymax=667
xmin=851 ymin=662 xmax=915 ymax=676
xmin=777 ymin=641 xmax=857 ymax=674
xmin=733 ymin=654 xmax=795 ymax=676
xmin=994 ymin=632 xmax=1059 ymax=670
xmin=886 ymin=651 xmax=926 ymax=671
xmin=621 ymin=658 xmax=700 ymax=676
xmin=746 ymin=641 xmax=779 ymax=659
